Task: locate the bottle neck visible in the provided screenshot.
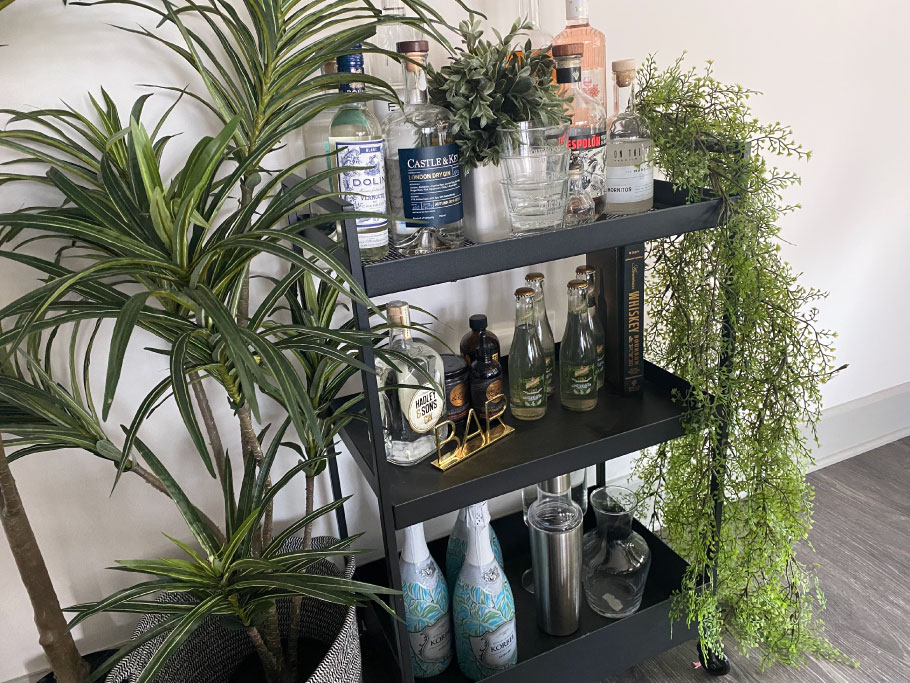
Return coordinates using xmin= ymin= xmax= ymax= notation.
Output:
xmin=519 ymin=0 xmax=542 ymax=27
xmin=568 ymin=288 xmax=587 ymax=317
xmin=565 ymin=0 xmax=589 ymax=25
xmin=515 ymin=296 xmax=535 ymax=328
xmin=529 ymin=281 xmax=547 ymax=319
xmin=614 ymin=77 xmax=636 ymax=115
xmin=401 ymin=523 xmax=430 ymax=564
xmin=555 ymin=57 xmax=585 ymax=98
xmin=464 ymin=503 xmax=494 ymax=567
xmin=584 ymin=274 xmax=597 ymax=309
xmin=400 ymin=52 xmax=429 ymax=105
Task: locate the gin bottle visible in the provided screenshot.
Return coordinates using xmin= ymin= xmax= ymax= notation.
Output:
xmin=509 ymin=287 xmax=547 ymax=421
xmin=367 ymin=0 xmax=419 ymax=124
xmin=604 ymin=59 xmax=654 ymax=215
xmin=400 ymin=522 xmax=453 ymax=678
xmin=553 ymin=44 xmax=607 ymax=215
xmin=376 ymin=301 xmax=446 ymax=465
xmin=446 ymin=502 xmax=504 ymax=593
xmin=553 ymin=0 xmax=607 ymax=108
xmin=330 ymin=45 xmax=389 ymax=260
xmin=576 ymin=264 xmax=605 ymax=389
xmin=560 ymin=279 xmax=598 ymax=411
xmin=382 ymin=40 xmax=464 ymax=253
xmin=525 ymin=272 xmax=556 ymax=396
xmin=452 ymin=504 xmax=517 ymax=680
xmin=514 ymin=0 xmax=554 ymax=52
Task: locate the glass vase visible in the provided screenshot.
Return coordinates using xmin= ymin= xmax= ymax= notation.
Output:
xmin=581 ymin=486 xmax=651 ymax=619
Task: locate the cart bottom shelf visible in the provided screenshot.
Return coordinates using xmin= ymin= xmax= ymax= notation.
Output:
xmin=356 ymin=505 xmax=696 ymax=683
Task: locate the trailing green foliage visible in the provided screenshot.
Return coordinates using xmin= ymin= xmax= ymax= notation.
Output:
xmin=427 ymin=15 xmax=569 ymax=170
xmin=633 ymin=55 xmax=851 ymax=667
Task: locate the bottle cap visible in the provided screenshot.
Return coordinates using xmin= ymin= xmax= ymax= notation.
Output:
xmin=397 ymin=40 xmax=429 ymax=54
xmin=525 ymin=272 xmax=545 ymax=283
xmin=515 ymin=286 xmax=535 ymax=299
xmin=469 ymin=314 xmax=488 ymax=331
xmin=336 ymin=45 xmax=365 ymax=73
xmin=612 ymin=58 xmax=637 ymax=73
xmin=565 ymin=0 xmax=589 ymax=21
xmin=568 ymin=278 xmax=588 ymax=290
xmin=386 ymin=300 xmax=411 ymax=327
xmin=552 ymin=43 xmax=584 ymax=58
xmin=575 ymin=264 xmax=595 ymax=276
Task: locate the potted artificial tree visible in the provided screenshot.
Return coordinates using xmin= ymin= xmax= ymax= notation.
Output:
xmin=427 ymin=15 xmax=569 ymax=236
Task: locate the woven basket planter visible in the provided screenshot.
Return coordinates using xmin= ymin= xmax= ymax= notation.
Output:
xmin=105 ymin=536 xmax=361 ymax=683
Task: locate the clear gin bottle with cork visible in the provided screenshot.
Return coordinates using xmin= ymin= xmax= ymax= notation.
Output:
xmin=382 ymin=40 xmax=464 ymax=253
xmin=560 ymin=279 xmax=598 ymax=411
xmin=524 ymin=272 xmax=556 ymax=396
xmin=330 ymin=45 xmax=389 ymax=259
xmin=604 ymin=59 xmax=654 ymax=215
xmin=509 ymin=287 xmax=547 ymax=421
xmin=553 ymin=43 xmax=607 ymax=215
xmin=376 ymin=301 xmax=446 ymax=465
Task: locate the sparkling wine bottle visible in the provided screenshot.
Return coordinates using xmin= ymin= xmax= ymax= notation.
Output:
xmin=400 ymin=522 xmax=453 ymax=678
xmin=452 ymin=503 xmax=518 ymax=680
xmin=446 ymin=502 xmax=504 ymax=593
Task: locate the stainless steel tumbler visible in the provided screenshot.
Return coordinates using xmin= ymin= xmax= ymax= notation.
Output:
xmin=528 ymin=475 xmax=584 ymax=635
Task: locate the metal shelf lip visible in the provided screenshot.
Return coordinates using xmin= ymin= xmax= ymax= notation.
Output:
xmin=338 ymin=361 xmax=692 ymax=530
xmin=359 ymin=181 xmax=721 ymax=297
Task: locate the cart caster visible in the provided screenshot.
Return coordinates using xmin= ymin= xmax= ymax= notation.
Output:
xmin=697 ymin=642 xmax=731 ymax=676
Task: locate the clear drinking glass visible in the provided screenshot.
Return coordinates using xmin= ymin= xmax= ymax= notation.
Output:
xmin=497 ymin=123 xmax=571 ymax=235
xmin=582 ymin=486 xmax=652 ymax=618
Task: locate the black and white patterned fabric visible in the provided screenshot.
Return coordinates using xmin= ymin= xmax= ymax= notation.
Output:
xmin=105 ymin=537 xmax=361 ymax=683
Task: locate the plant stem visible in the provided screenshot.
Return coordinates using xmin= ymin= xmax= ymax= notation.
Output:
xmin=286 ymin=471 xmax=316 ymax=679
xmin=0 ymin=434 xmax=89 ymax=683
xmin=189 ymin=371 xmax=228 ymax=486
xmin=246 ymin=625 xmax=281 ymax=683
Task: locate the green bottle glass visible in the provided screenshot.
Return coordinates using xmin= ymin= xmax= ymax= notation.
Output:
xmin=509 ymin=287 xmax=548 ymax=421
xmin=525 ymin=272 xmax=556 ymax=396
xmin=576 ymin=264 xmax=605 ymax=390
xmin=560 ymin=279 xmax=598 ymax=411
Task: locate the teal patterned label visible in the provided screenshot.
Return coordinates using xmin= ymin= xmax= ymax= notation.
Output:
xmin=453 ymin=561 xmax=517 ymax=681
xmin=402 ymin=559 xmax=452 ymax=677
xmin=446 ymin=526 xmax=504 ymax=593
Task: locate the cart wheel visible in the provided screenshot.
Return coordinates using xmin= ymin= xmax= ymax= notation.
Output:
xmin=697 ymin=642 xmax=731 ymax=676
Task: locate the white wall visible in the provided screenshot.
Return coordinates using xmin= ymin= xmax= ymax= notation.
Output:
xmin=1 ymin=1 xmax=908 ymax=680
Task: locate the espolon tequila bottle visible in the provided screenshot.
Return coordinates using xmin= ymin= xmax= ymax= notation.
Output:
xmin=509 ymin=287 xmax=547 ymax=420
xmin=524 ymin=272 xmax=556 ymax=396
xmin=576 ymin=264 xmax=605 ymax=389
xmin=376 ymin=301 xmax=446 ymax=465
xmin=330 ymin=45 xmax=389 ymax=259
xmin=560 ymin=279 xmax=598 ymax=411
xmin=604 ymin=59 xmax=654 ymax=215
xmin=553 ymin=44 xmax=607 ymax=215
xmin=383 ymin=40 xmax=464 ymax=253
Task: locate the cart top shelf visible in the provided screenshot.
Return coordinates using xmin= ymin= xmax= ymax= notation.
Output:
xmin=287 ymin=178 xmax=722 ymax=298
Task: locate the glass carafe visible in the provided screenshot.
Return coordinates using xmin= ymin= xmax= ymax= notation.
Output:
xmin=582 ymin=486 xmax=651 ymax=618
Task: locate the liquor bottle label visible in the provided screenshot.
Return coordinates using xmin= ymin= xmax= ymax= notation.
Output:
xmin=328 ymin=138 xmax=388 ymax=231
xmin=517 ymin=375 xmax=545 ymax=406
xmin=581 ymin=67 xmax=607 ymax=107
xmin=468 ymin=619 xmax=517 ymax=670
xmin=471 ymin=376 xmax=505 ymax=416
xmin=568 ymin=129 xmax=606 ymax=198
xmin=405 ymin=388 xmax=444 ymax=434
xmin=447 ymin=382 xmax=469 ymax=422
xmin=408 ymin=615 xmax=452 ymax=666
xmin=565 ymin=363 xmax=595 ymax=395
xmin=605 ymin=141 xmax=653 ymax=203
xmin=398 ymin=143 xmax=464 ymax=227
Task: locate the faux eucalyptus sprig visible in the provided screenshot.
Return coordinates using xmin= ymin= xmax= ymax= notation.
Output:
xmin=427 ymin=15 xmax=570 ymax=170
xmin=633 ymin=55 xmax=852 ymax=668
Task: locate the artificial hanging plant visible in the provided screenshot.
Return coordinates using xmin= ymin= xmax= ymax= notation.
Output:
xmin=633 ymin=55 xmax=852 ymax=667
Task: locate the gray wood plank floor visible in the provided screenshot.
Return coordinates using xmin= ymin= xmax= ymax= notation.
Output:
xmin=609 ymin=437 xmax=910 ymax=683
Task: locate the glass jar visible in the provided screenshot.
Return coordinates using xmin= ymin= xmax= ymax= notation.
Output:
xmin=581 ymin=486 xmax=651 ymax=619
xmin=442 ymin=354 xmax=470 ymax=425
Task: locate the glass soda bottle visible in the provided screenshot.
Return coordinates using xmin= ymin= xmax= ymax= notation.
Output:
xmin=576 ymin=264 xmax=605 ymax=389
xmin=524 ymin=272 xmax=556 ymax=396
xmin=560 ymin=279 xmax=598 ymax=411
xmin=509 ymin=287 xmax=547 ymax=420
